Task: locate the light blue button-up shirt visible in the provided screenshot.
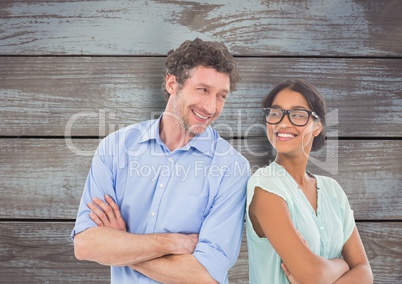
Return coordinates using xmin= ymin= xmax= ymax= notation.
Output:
xmin=72 ymin=116 xmax=250 ymax=283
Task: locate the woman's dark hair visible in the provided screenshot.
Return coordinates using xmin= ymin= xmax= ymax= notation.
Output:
xmin=162 ymin=38 xmax=240 ymax=100
xmin=262 ymin=79 xmax=327 ymax=151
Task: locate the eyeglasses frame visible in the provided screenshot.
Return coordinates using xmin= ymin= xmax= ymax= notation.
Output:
xmin=263 ymin=107 xmax=319 ymax=127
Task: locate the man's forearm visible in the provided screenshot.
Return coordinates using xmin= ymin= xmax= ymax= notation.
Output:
xmin=130 ymin=254 xmax=218 ymax=284
xmin=74 ymin=227 xmax=197 ymax=266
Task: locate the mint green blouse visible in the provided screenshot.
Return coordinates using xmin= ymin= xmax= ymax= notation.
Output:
xmin=246 ymin=162 xmax=355 ymax=284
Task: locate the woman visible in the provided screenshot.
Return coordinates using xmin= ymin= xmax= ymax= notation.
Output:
xmin=246 ymin=79 xmax=373 ymax=283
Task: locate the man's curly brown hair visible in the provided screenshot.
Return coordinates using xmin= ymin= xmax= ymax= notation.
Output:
xmin=162 ymin=38 xmax=240 ymax=100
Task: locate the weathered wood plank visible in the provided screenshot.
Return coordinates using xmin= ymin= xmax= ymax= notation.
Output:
xmin=0 ymin=0 xmax=401 ymax=56
xmin=0 ymin=138 xmax=400 ymax=220
xmin=1 ymin=57 xmax=401 ymax=137
xmin=0 ymin=222 xmax=400 ymax=283
xmin=0 ymin=139 xmax=94 ymax=220
xmin=0 ymin=222 xmax=110 ymax=283
xmin=357 ymin=222 xmax=402 ymax=283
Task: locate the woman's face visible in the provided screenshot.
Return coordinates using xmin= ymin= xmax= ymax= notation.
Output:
xmin=266 ymin=88 xmax=322 ymax=157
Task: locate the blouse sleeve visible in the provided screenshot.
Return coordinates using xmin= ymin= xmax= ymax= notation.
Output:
xmin=333 ymin=180 xmax=356 ymax=244
xmin=249 ymin=168 xmax=289 ymax=204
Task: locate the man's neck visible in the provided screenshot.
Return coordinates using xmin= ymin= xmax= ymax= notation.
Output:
xmin=159 ymin=115 xmax=194 ymax=151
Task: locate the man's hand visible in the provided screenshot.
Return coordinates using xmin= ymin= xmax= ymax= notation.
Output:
xmin=88 ymin=195 xmax=127 ymax=232
xmin=88 ymin=194 xmax=199 ymax=255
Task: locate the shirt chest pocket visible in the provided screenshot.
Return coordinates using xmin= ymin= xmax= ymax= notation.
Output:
xmin=158 ymin=173 xmax=210 ymax=232
xmin=159 ymin=193 xmax=208 ymax=233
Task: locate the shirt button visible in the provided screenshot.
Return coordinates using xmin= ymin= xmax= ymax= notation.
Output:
xmin=159 ymin=183 xmax=164 ymax=188
xmin=320 ymin=226 xmax=324 ymax=230
xmin=151 ymin=211 xmax=156 ymax=216
xmin=168 ymin=158 xmax=173 ymax=162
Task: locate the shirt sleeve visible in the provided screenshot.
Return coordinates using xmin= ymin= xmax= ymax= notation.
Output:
xmin=252 ymin=172 xmax=288 ymax=203
xmin=70 ymin=135 xmax=117 ymax=239
xmin=193 ymin=158 xmax=250 ymax=283
xmin=335 ymin=180 xmax=356 ymax=245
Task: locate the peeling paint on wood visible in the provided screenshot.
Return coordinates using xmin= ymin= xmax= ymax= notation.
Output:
xmin=0 ymin=0 xmax=401 ymax=56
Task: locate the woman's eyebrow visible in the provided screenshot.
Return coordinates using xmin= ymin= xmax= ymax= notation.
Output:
xmin=292 ymin=106 xmax=309 ymax=110
xmin=271 ymin=104 xmax=308 ymax=110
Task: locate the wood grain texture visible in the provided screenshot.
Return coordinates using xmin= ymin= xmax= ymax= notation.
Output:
xmin=358 ymin=222 xmax=402 ymax=283
xmin=1 ymin=57 xmax=401 ymax=137
xmin=1 ymin=138 xmax=400 ymax=220
xmin=0 ymin=222 xmax=110 ymax=283
xmin=0 ymin=0 xmax=401 ymax=56
xmin=0 ymin=222 xmax=400 ymax=283
xmin=0 ymin=138 xmax=94 ymax=220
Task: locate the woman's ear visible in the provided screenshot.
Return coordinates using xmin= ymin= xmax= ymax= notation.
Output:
xmin=313 ymin=121 xmax=323 ymax=137
xmin=166 ymin=74 xmax=178 ymax=96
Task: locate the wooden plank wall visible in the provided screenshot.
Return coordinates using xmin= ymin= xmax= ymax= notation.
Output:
xmin=1 ymin=0 xmax=401 ymax=283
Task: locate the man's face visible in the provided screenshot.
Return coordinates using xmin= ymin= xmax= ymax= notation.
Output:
xmin=167 ymin=66 xmax=230 ymax=136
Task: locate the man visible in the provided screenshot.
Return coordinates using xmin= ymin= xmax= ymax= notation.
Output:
xmin=71 ymin=38 xmax=250 ymax=283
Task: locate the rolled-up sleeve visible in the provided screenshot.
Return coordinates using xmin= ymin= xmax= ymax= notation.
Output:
xmin=193 ymin=158 xmax=250 ymax=283
xmin=71 ymin=136 xmax=116 ymax=239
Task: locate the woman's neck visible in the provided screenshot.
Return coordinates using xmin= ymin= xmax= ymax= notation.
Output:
xmin=275 ymin=154 xmax=310 ymax=187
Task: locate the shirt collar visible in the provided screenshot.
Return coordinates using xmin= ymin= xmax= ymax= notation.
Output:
xmin=186 ymin=126 xmax=216 ymax=157
xmin=139 ymin=114 xmax=215 ymax=157
xmin=138 ymin=116 xmax=161 ymax=144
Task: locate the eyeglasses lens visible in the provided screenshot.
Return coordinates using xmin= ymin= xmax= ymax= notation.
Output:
xmin=266 ymin=109 xmax=309 ymax=126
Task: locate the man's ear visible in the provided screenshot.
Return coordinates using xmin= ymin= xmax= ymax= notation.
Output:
xmin=166 ymin=74 xmax=178 ymax=96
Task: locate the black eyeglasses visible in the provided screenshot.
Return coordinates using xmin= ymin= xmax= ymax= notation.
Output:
xmin=263 ymin=107 xmax=319 ymax=126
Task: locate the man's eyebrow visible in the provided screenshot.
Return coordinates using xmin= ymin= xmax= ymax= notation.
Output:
xmin=196 ymin=83 xmax=229 ymax=93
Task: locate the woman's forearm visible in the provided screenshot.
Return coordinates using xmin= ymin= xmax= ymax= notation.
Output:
xmin=291 ymin=257 xmax=349 ymax=284
xmin=333 ymin=263 xmax=373 ymax=284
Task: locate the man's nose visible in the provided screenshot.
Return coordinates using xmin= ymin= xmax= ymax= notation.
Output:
xmin=203 ymin=95 xmax=216 ymax=115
